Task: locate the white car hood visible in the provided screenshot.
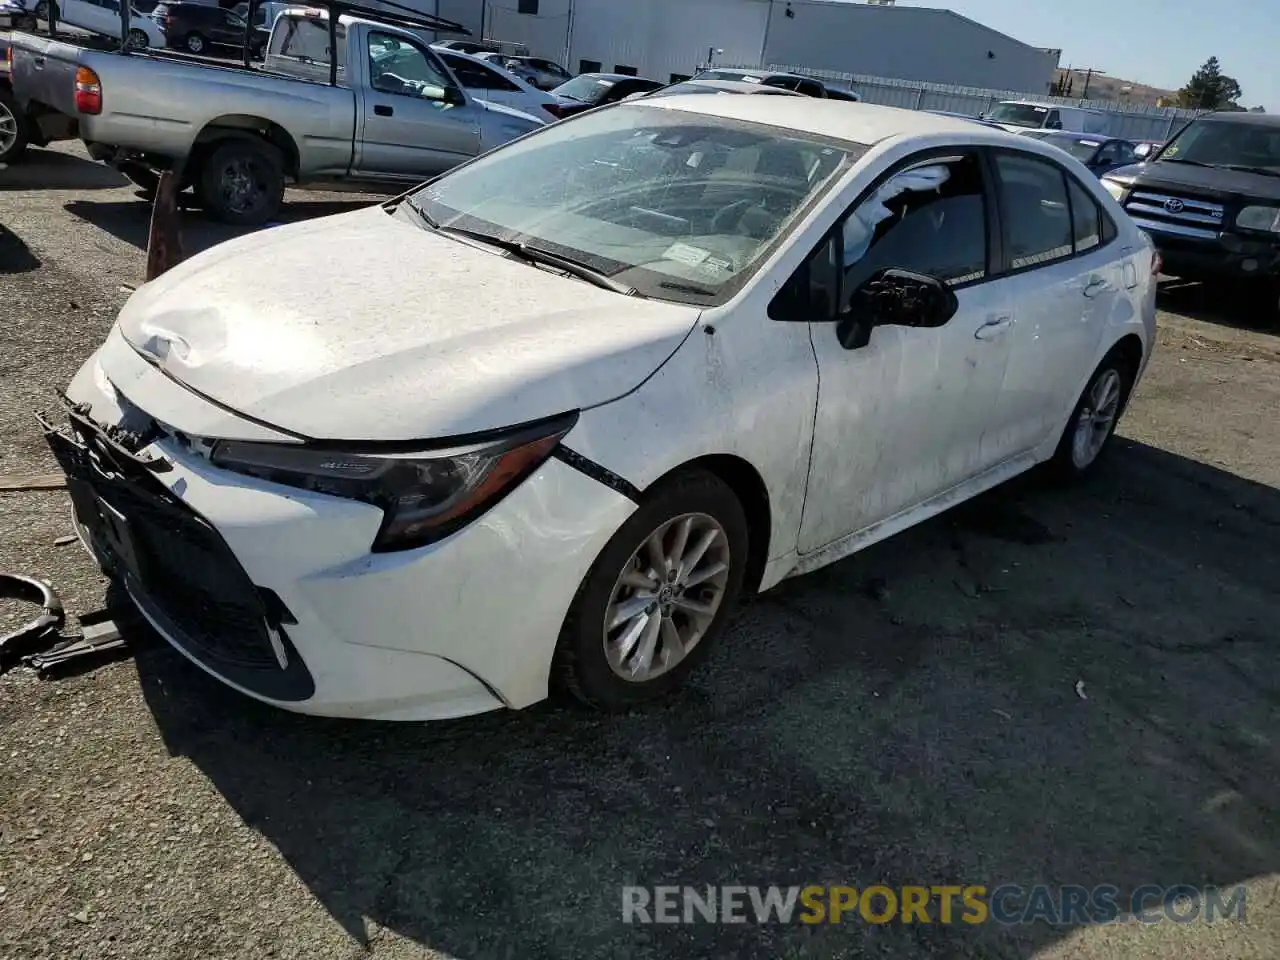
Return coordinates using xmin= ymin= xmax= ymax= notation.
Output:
xmin=114 ymin=205 xmax=701 ymax=441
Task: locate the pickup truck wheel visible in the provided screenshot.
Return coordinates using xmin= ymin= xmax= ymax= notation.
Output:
xmin=0 ymin=88 xmax=30 ymax=165
xmin=183 ymin=32 xmax=207 ymax=54
xmin=198 ymin=139 xmax=284 ymax=226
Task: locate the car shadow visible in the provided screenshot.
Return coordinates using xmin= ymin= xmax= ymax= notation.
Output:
xmin=0 ymin=223 xmax=41 ymax=274
xmin=132 ymin=439 xmax=1279 ymax=958
xmin=0 ymin=149 xmax=129 ymax=191
xmin=1158 ymin=277 xmax=1280 ymax=336
xmin=62 ymin=196 xmax=381 ymax=258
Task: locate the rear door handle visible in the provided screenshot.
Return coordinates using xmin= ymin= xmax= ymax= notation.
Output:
xmin=1083 ymin=277 xmax=1109 ymax=298
xmin=974 ymin=315 xmax=1012 ymax=340
xmin=374 ymin=104 xmax=394 ymax=117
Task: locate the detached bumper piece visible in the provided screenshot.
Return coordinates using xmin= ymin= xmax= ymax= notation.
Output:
xmin=0 ymin=572 xmax=65 ymax=671
xmin=38 ymin=401 xmax=316 ymax=702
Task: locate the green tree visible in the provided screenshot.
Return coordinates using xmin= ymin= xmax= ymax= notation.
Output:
xmin=1177 ymin=57 xmax=1242 ymax=109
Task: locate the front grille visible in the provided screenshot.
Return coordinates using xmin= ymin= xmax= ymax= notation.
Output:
xmin=46 ymin=414 xmax=282 ymax=671
xmin=94 ymin=472 xmax=283 ymax=670
xmin=1125 ymin=190 xmax=1225 ymax=240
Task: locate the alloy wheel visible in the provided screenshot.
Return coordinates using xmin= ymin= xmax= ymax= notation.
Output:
xmin=602 ymin=513 xmax=731 ymax=683
xmin=0 ymin=101 xmax=18 ymax=159
xmin=218 ymin=157 xmax=268 ymax=216
xmin=1071 ymin=368 xmax=1122 ymax=469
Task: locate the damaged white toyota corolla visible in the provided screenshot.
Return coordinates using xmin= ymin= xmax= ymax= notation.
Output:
xmin=47 ymin=98 xmax=1157 ymax=720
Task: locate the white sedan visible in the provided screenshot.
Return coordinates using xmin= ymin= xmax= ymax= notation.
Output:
xmin=49 ymin=98 xmax=1156 ymax=720
xmin=430 ymin=46 xmax=566 ymax=122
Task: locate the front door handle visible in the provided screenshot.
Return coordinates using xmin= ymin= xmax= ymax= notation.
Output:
xmin=374 ymin=104 xmax=394 ymax=117
xmin=1083 ymin=277 xmax=1109 ymax=298
xmin=974 ymin=315 xmax=1012 ymax=340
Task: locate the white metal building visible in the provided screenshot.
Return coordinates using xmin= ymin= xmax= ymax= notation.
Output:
xmin=418 ymin=0 xmax=1059 ymax=93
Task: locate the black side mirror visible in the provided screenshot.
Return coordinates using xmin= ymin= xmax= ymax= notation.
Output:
xmin=442 ymin=85 xmax=466 ymax=106
xmin=837 ymin=268 xmax=959 ymax=350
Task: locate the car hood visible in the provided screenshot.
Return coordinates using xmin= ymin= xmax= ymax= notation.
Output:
xmin=1106 ymin=161 xmax=1280 ymax=202
xmin=114 ymin=205 xmax=701 ymax=441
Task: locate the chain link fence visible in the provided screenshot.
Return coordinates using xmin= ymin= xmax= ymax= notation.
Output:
xmin=720 ymin=63 xmax=1201 ymax=142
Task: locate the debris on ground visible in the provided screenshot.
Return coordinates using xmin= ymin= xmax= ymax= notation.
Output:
xmin=0 ymin=473 xmax=67 ymax=492
xmin=24 ymin=612 xmax=126 ymax=677
xmin=1075 ymin=680 xmax=1088 ymax=700
xmin=0 ymin=572 xmax=65 ymax=670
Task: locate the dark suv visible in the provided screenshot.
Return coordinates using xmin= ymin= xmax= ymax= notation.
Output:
xmin=1102 ymin=112 xmax=1280 ymax=307
xmin=152 ymin=2 xmax=257 ymax=56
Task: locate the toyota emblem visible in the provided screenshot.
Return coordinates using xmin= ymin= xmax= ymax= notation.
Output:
xmin=1164 ymin=198 xmax=1185 ymax=214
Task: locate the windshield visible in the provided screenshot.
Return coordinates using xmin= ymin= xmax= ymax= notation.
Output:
xmin=407 ymin=105 xmax=864 ymax=305
xmin=1033 ymin=133 xmax=1103 ymax=162
xmin=1159 ymin=119 xmax=1280 ymax=170
xmin=554 ymin=74 xmax=616 ymax=104
xmin=988 ymin=103 xmax=1051 ymax=128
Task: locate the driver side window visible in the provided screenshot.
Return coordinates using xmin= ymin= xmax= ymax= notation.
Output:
xmin=368 ymin=32 xmax=452 ymax=99
xmin=838 ymin=153 xmax=989 ymax=309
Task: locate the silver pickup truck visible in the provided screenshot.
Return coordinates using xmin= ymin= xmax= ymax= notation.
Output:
xmin=7 ymin=4 xmax=545 ymax=223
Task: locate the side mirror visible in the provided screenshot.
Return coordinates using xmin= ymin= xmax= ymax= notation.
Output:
xmin=442 ymin=85 xmax=466 ymax=106
xmin=1133 ymin=143 xmax=1152 ymax=160
xmin=837 ymin=268 xmax=959 ymax=350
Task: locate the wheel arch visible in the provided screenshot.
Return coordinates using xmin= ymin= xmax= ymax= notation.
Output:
xmin=1108 ymin=332 xmax=1145 ymax=413
xmin=189 ymin=116 xmax=300 ymax=181
xmin=645 ymin=453 xmax=773 ymax=595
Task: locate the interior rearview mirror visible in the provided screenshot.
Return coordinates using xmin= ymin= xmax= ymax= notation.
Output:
xmin=837 ymin=268 xmax=959 ymax=350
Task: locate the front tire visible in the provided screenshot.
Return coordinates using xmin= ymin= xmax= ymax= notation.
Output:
xmin=127 ymin=28 xmax=149 ymax=50
xmin=183 ymin=32 xmax=206 ymax=54
xmin=553 ymin=468 xmax=749 ymax=711
xmin=1048 ymin=348 xmax=1135 ymax=479
xmin=196 ymin=138 xmax=284 ymax=226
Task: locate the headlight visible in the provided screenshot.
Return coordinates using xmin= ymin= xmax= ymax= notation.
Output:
xmin=210 ymin=414 xmax=577 ymax=552
xmin=1101 ymin=178 xmax=1129 ymax=203
xmin=1235 ymin=205 xmax=1280 ymax=233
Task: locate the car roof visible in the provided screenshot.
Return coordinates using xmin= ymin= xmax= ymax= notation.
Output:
xmin=640 ymin=96 xmax=1020 ymax=144
xmin=663 ymin=79 xmax=806 ymax=97
xmin=581 ymin=73 xmax=655 ymax=83
xmin=1197 ymin=111 xmax=1280 ymax=126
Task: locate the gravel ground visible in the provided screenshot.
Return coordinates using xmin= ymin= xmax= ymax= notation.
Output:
xmin=2 ymin=144 xmax=1278 ymax=960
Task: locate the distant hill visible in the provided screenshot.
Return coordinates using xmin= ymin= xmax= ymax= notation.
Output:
xmin=1053 ymin=69 xmax=1176 ymax=107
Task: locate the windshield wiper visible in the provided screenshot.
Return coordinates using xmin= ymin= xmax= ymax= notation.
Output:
xmin=1159 ymin=158 xmax=1214 ymax=167
xmin=399 ymin=197 xmax=439 ymax=229
xmin=658 ymin=280 xmax=717 ymax=297
xmin=438 ymin=226 xmax=639 ymax=296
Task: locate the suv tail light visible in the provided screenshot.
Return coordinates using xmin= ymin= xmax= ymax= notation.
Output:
xmin=74 ymin=66 xmax=102 ymax=115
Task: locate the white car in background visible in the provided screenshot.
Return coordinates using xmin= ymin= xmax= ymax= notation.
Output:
xmin=42 ymin=0 xmax=163 ymax=48
xmin=49 ymin=99 xmax=1156 ymax=721
xmin=431 ymin=45 xmax=565 ymax=121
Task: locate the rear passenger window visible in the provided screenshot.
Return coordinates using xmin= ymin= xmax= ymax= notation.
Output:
xmin=841 ymin=153 xmax=988 ymax=299
xmin=994 ymin=153 xmax=1073 ymax=269
xmin=1067 ymin=178 xmax=1101 ymax=252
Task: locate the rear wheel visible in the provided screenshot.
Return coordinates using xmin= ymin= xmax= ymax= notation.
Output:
xmin=0 ymin=88 xmax=30 ymax=165
xmin=184 ymin=31 xmax=207 ymax=54
xmin=1048 ymin=348 xmax=1136 ymax=480
xmin=196 ymin=138 xmax=284 ymax=226
xmin=127 ymin=28 xmax=149 ymax=50
xmin=553 ymin=469 xmax=749 ymax=710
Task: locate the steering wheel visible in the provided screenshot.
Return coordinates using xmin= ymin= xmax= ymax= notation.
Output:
xmin=710 ymin=198 xmax=760 ymax=235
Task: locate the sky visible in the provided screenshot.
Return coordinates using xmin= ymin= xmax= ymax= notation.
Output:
xmin=918 ymin=0 xmax=1276 ymax=110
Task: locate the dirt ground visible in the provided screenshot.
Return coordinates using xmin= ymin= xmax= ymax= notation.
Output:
xmin=2 ymin=144 xmax=1278 ymax=960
